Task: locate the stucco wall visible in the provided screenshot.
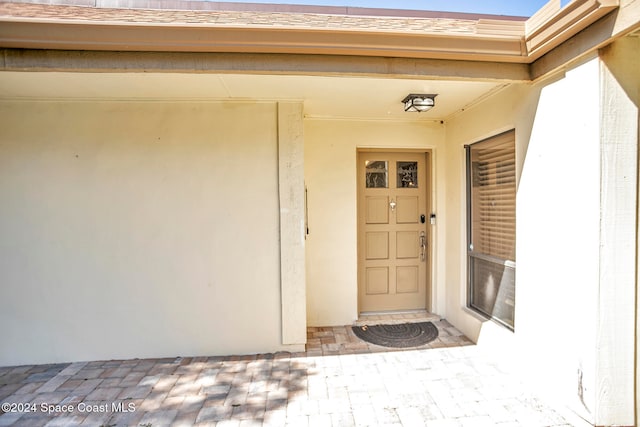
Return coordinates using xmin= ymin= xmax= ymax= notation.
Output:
xmin=516 ymin=61 xmax=601 ymax=421
xmin=304 ymin=119 xmax=445 ymax=326
xmin=443 ymin=80 xmax=544 ymax=344
xmin=445 ymin=59 xmax=601 ymax=420
xmin=0 ymin=100 xmax=296 ymax=366
xmin=445 ymin=49 xmax=638 ymax=425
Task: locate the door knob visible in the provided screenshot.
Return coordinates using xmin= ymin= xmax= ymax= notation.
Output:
xmin=389 ymin=199 xmax=396 ymax=212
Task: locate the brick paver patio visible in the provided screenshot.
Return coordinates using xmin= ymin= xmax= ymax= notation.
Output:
xmin=0 ymin=313 xmax=587 ymax=426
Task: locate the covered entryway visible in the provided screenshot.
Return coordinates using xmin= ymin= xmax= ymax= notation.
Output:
xmin=357 ymin=151 xmax=431 ymax=313
xmin=2 ymin=1 xmax=639 ymax=423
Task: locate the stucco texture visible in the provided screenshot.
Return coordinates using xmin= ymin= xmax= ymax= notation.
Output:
xmin=0 ymin=101 xmax=288 ymax=366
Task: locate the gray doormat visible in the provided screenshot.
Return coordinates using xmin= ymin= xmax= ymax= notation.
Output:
xmin=352 ymin=321 xmax=438 ymax=348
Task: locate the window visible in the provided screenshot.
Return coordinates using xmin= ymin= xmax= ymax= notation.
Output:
xmin=365 ymin=160 xmax=388 ymax=188
xmin=397 ymin=161 xmax=418 ymax=188
xmin=466 ymin=130 xmax=516 ymax=329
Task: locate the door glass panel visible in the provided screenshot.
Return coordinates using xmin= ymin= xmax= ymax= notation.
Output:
xmin=397 ymin=161 xmax=418 ymax=188
xmin=365 ymin=161 xmax=388 ymax=188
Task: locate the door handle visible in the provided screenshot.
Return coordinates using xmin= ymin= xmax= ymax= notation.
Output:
xmin=419 ymin=231 xmax=426 ymax=262
xmin=389 ymin=199 xmax=396 ymax=212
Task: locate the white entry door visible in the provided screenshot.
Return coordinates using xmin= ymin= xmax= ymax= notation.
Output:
xmin=357 ymin=151 xmax=429 ymax=312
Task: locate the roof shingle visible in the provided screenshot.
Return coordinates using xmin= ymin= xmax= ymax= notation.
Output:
xmin=0 ymin=1 xmax=520 ymax=37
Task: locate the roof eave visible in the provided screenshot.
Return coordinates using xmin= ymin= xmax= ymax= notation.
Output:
xmin=525 ymin=0 xmax=619 ymax=61
xmin=0 ymin=0 xmax=624 ymax=66
xmin=0 ymin=21 xmax=529 ymax=62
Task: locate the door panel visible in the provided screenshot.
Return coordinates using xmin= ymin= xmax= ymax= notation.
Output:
xmin=396 ymin=196 xmax=419 ymax=224
xmin=366 ymin=232 xmax=389 ymax=260
xmin=358 ymin=151 xmax=429 ymax=313
xmin=366 ymin=267 xmax=389 ymax=295
xmin=396 ymin=266 xmax=419 ymax=293
xmin=365 ymin=196 xmax=389 ymax=224
xmin=396 ymin=231 xmax=419 ymax=259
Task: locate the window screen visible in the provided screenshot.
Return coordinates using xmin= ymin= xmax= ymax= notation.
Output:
xmin=466 ymin=130 xmax=516 ymax=329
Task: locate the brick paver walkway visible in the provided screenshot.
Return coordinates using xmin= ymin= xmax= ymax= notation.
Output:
xmin=0 ymin=314 xmax=586 ymax=426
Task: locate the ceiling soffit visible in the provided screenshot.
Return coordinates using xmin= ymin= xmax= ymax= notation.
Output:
xmin=0 ymin=71 xmax=507 ymax=122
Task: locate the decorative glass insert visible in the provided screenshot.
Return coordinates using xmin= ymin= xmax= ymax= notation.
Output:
xmin=397 ymin=161 xmax=418 ymax=188
xmin=365 ymin=161 xmax=388 ymax=188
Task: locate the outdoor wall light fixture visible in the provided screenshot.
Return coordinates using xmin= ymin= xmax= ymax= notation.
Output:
xmin=402 ymin=94 xmax=437 ymax=112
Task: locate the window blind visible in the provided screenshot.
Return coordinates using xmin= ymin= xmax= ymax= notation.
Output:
xmin=467 ymin=130 xmax=516 ymax=329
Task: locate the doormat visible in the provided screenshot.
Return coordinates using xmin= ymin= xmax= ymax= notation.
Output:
xmin=352 ymin=321 xmax=438 ymax=348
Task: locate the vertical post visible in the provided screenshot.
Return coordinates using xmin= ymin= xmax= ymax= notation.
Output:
xmin=277 ymin=102 xmax=307 ymax=346
xmin=596 ymin=38 xmax=638 ymax=426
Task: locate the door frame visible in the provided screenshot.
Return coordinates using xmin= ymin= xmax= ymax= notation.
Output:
xmin=356 ymin=148 xmax=434 ymax=314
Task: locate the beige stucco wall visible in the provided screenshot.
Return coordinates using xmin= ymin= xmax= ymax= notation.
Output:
xmin=445 ymin=46 xmax=638 ymax=425
xmin=0 ymin=100 xmax=303 ymax=366
xmin=304 ymin=119 xmax=446 ymax=326
xmin=515 ymin=60 xmax=602 ymax=422
xmin=445 ymin=58 xmax=601 ymax=419
xmin=447 ymin=58 xmax=600 ymax=421
xmin=442 ymin=81 xmax=542 ymax=345
xmin=447 ymin=58 xmax=600 ymax=419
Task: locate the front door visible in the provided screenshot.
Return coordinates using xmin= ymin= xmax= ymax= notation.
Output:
xmin=358 ymin=151 xmax=429 ymax=313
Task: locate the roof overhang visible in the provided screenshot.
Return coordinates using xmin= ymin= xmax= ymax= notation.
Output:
xmin=1 ymin=0 xmax=639 ymax=121
xmin=525 ymin=0 xmax=618 ymax=60
xmin=0 ymin=20 xmax=529 ymax=62
xmin=0 ymin=0 xmax=623 ymax=65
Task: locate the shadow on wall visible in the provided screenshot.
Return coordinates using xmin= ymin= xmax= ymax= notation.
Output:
xmin=515 ymin=84 xmax=542 ymax=193
xmin=600 ymin=35 xmax=639 ymax=108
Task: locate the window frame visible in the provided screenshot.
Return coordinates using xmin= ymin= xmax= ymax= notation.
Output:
xmin=465 ymin=129 xmax=516 ymax=330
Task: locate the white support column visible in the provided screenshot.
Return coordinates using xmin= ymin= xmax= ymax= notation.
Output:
xmin=277 ymin=102 xmax=307 ymax=346
xmin=596 ymin=36 xmax=639 ymax=426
